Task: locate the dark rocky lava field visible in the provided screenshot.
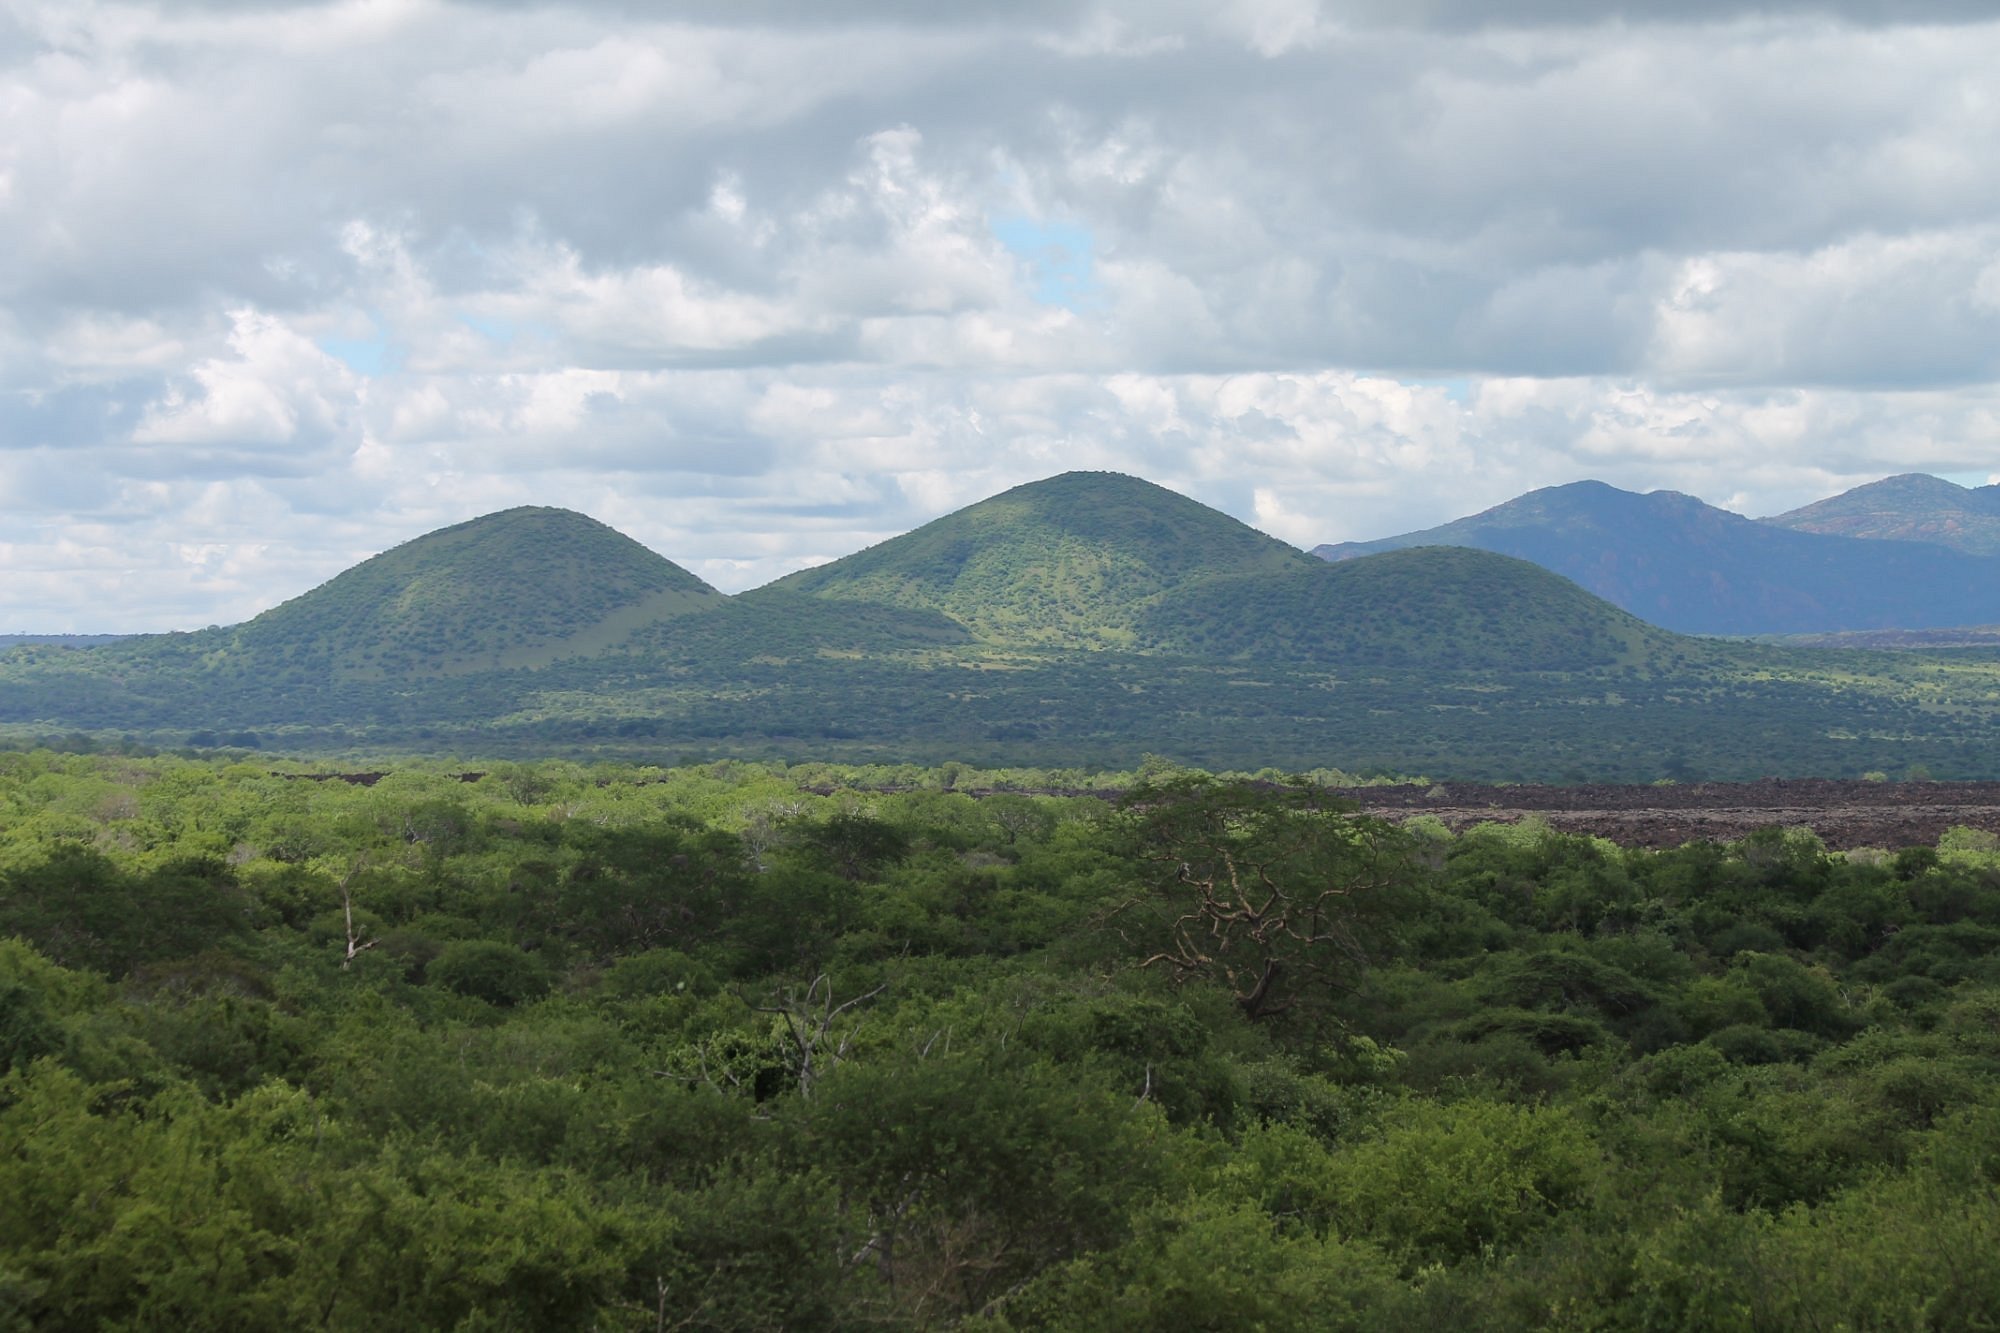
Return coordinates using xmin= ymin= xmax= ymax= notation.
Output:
xmin=1351 ymin=778 xmax=2000 ymax=850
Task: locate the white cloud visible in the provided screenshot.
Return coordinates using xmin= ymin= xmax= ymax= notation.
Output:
xmin=133 ymin=309 xmax=361 ymax=456
xmin=3 ymin=0 xmax=2000 ymax=629
xmin=1648 ymin=230 xmax=2000 ymax=387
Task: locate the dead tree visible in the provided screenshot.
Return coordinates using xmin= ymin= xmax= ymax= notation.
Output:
xmin=336 ymin=858 xmax=377 ymax=971
xmin=754 ymin=972 xmax=888 ymax=1097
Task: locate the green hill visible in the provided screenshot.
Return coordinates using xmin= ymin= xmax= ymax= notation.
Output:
xmin=181 ymin=507 xmax=721 ymax=680
xmin=623 ymin=590 xmax=972 ymax=664
xmin=761 ymin=472 xmax=1319 ymax=650
xmin=760 ymin=475 xmax=1673 ymax=671
xmin=236 ymin=506 xmax=722 ymax=677
xmin=1150 ymin=546 xmax=1684 ymax=671
xmin=9 ymin=481 xmax=2000 ymax=781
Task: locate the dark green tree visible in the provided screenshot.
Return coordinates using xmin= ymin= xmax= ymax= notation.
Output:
xmin=1109 ymin=776 xmax=1416 ymax=1020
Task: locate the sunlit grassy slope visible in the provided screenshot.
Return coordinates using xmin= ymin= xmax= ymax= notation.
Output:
xmin=757 ymin=474 xmax=1686 ymax=672
xmin=762 ymin=472 xmax=1319 ymax=649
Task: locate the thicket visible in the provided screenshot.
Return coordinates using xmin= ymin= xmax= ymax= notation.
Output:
xmin=2 ymin=752 xmax=1999 ymax=1329
xmin=10 ymin=633 xmax=2000 ymax=782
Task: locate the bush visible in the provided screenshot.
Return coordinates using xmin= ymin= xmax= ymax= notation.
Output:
xmin=428 ymin=940 xmax=550 ymax=1007
xmin=1325 ymin=1099 xmax=1599 ymax=1268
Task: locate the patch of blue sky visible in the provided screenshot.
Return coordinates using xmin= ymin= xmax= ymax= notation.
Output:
xmin=990 ymin=215 xmax=1099 ymax=309
xmin=459 ymin=313 xmax=518 ymax=343
xmin=1939 ymin=470 xmax=1999 ymax=489
xmin=1387 ymin=375 xmax=1472 ymax=403
xmin=318 ymin=315 xmax=397 ymax=377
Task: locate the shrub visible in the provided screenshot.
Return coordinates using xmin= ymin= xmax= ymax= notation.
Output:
xmin=429 ymin=940 xmax=550 ymax=1007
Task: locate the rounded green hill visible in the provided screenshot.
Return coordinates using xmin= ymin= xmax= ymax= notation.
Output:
xmin=1152 ymin=546 xmax=1680 ymax=671
xmin=231 ymin=506 xmax=721 ymax=678
xmin=762 ymin=471 xmax=1319 ymax=650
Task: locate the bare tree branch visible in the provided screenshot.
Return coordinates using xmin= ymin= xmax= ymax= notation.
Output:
xmin=753 ymin=972 xmax=889 ymax=1097
xmin=336 ymin=856 xmax=376 ymax=971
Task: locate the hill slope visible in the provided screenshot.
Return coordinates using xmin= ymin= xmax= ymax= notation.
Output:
xmin=7 ymin=485 xmax=2000 ymax=779
xmin=1316 ymin=480 xmax=2000 ymax=635
xmin=1151 ymin=546 xmax=1684 ymax=670
xmin=214 ymin=507 xmax=722 ymax=678
xmin=759 ymin=472 xmax=1320 ymax=650
xmin=1763 ymin=473 xmax=2000 ymax=556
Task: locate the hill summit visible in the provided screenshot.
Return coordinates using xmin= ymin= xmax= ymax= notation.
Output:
xmin=761 ymin=472 xmax=1319 ymax=649
xmin=1764 ymin=473 xmax=2000 ymax=556
xmin=232 ymin=506 xmax=721 ymax=677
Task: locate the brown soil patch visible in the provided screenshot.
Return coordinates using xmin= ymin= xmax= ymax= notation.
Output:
xmin=1349 ymin=779 xmax=2000 ymax=850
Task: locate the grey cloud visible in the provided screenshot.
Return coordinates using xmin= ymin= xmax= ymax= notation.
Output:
xmin=1322 ymin=0 xmax=2000 ymax=28
xmin=0 ymin=449 xmax=124 ymax=515
xmin=3 ymin=0 xmax=1999 ymax=627
xmin=0 ymin=385 xmax=150 ymax=451
xmin=166 ymin=0 xmax=1078 ymax=21
xmin=175 ymin=1 xmax=2000 ymax=28
xmin=11 ymin=4 xmax=1993 ymax=387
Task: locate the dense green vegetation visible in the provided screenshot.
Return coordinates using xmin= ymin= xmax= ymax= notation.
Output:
xmin=765 ymin=472 xmax=1316 ymax=650
xmin=623 ymin=591 xmax=973 ymax=663
xmin=8 ymin=630 xmax=2000 ymax=782
xmin=4 ymin=751 xmax=2000 ymax=1328
xmin=1146 ymin=547 xmax=1673 ymax=669
xmin=7 ymin=473 xmax=2000 ymax=780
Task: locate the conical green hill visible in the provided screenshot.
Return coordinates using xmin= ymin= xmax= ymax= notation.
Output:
xmin=758 ymin=472 xmax=1320 ymax=650
xmin=229 ymin=506 xmax=722 ymax=678
xmin=1148 ymin=546 xmax=1688 ymax=671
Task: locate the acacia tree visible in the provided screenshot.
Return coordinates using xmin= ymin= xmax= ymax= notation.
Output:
xmin=1110 ymin=775 xmax=1416 ymax=1021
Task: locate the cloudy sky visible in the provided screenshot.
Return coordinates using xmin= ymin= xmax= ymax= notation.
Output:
xmin=5 ymin=0 xmax=2000 ymax=629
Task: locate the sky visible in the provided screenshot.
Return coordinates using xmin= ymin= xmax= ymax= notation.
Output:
xmin=5 ymin=0 xmax=2000 ymax=630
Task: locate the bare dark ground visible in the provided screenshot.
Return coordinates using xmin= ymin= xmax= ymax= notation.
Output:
xmin=1347 ymin=779 xmax=2000 ymax=850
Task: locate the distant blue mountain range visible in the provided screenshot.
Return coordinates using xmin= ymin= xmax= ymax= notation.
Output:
xmin=1315 ymin=476 xmax=2000 ymax=636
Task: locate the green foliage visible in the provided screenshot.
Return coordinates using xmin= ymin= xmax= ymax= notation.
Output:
xmin=0 ymin=753 xmax=1995 ymax=1328
xmin=1149 ymin=546 xmax=1671 ymax=670
xmin=767 ymin=470 xmax=1318 ymax=649
xmin=985 ymin=1194 xmax=1399 ymax=1331
xmin=9 ymin=481 xmax=2000 ymax=781
xmin=1325 ymin=1099 xmax=1600 ymax=1269
xmin=0 ymin=943 xmax=70 ymax=1077
xmin=428 ymin=940 xmax=550 ymax=1007
xmin=0 ymin=847 xmax=249 ymax=977
xmin=1110 ymin=774 xmax=1418 ymax=1020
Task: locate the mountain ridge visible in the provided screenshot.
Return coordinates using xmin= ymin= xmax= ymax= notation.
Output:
xmin=1763 ymin=472 xmax=2000 ymax=555
xmin=1315 ymin=479 xmax=2000 ymax=635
